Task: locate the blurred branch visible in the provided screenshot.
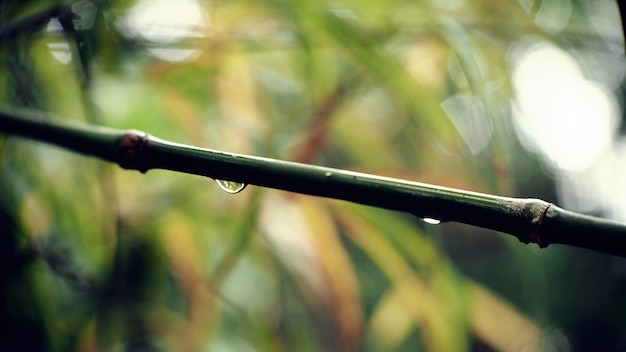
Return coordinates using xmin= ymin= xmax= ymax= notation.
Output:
xmin=292 ymin=83 xmax=346 ymax=164
xmin=619 ymin=0 xmax=626 ymax=52
xmin=0 ymin=4 xmax=68 ymax=41
xmin=0 ymin=4 xmax=72 ymax=41
xmin=0 ymin=0 xmax=106 ymax=41
xmin=2 ymin=106 xmax=626 ymax=257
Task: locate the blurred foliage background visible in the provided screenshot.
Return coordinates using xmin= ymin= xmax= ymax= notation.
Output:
xmin=1 ymin=0 xmax=626 ymax=350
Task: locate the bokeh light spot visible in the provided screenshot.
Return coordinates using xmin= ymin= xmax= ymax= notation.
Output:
xmin=122 ymin=0 xmax=206 ymax=62
xmin=510 ymin=39 xmax=618 ymax=172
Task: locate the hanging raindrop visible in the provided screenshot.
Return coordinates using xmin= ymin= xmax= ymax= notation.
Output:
xmin=422 ymin=218 xmax=441 ymax=225
xmin=214 ymin=179 xmax=247 ymax=194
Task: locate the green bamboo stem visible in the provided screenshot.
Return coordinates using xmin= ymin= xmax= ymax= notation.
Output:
xmin=1 ymin=106 xmax=626 ymax=257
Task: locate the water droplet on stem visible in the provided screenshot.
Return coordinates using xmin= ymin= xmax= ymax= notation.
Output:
xmin=214 ymin=179 xmax=247 ymax=194
xmin=423 ymin=218 xmax=441 ymax=225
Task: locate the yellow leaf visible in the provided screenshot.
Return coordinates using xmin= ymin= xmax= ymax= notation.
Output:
xmin=259 ymin=193 xmax=365 ymax=350
xmin=335 ymin=208 xmax=467 ymax=351
xmin=469 ymin=283 xmax=542 ymax=352
xmin=297 ymin=196 xmax=364 ymax=350
xmin=334 ymin=203 xmax=543 ymax=351
xmin=259 ymin=192 xmax=327 ymax=302
xmin=162 ymin=211 xmax=215 ymax=350
xmin=368 ymin=288 xmax=415 ymax=350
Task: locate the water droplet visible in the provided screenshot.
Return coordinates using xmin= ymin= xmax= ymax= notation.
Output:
xmin=214 ymin=179 xmax=247 ymax=194
xmin=325 ymin=172 xmax=333 ymax=177
xmin=423 ymin=218 xmax=441 ymax=225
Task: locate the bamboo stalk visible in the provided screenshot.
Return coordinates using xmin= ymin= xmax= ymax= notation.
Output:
xmin=2 ymin=106 xmax=626 ymax=257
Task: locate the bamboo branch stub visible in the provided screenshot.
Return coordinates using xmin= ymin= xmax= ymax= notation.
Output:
xmin=118 ymin=132 xmax=149 ymax=173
